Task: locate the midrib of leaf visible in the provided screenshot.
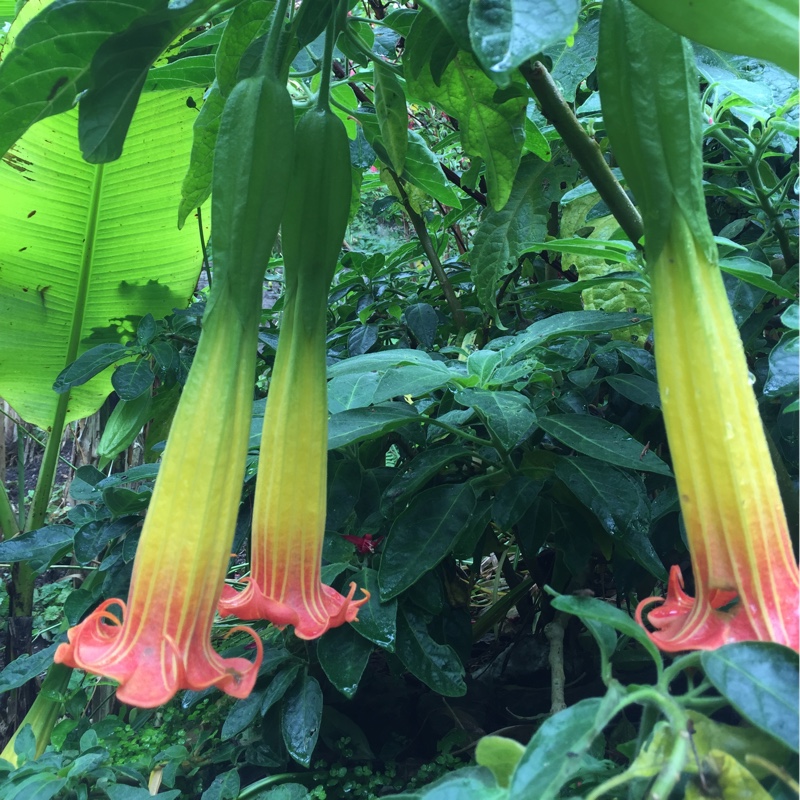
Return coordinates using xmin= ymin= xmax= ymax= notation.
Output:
xmin=27 ymin=164 xmax=106 ymax=533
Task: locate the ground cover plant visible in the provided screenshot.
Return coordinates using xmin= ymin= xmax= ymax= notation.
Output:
xmin=0 ymin=0 xmax=798 ymax=798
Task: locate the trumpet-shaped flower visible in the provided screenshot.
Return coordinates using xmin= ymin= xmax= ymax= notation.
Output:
xmin=635 ymin=216 xmax=799 ymax=652
xmin=218 ymin=286 xmax=368 ymax=639
xmin=55 ymin=299 xmax=264 ymax=707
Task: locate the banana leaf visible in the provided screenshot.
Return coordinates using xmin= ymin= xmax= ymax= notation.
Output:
xmin=0 ymin=89 xmax=208 ymax=428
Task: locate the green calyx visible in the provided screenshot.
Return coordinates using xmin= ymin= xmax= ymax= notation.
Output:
xmin=598 ymin=0 xmax=717 ymax=265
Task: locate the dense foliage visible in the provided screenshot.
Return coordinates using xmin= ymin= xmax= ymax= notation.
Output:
xmin=0 ymin=0 xmax=797 ymax=798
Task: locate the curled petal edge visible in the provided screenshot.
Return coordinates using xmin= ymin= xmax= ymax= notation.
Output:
xmin=54 ymin=599 xmax=263 ymax=708
xmin=219 ymin=579 xmax=370 ymax=640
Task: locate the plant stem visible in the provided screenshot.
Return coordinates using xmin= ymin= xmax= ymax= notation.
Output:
xmin=317 ymin=1 xmax=337 ymax=111
xmin=0 ymin=480 xmax=18 ymax=540
xmin=712 ymin=129 xmax=797 ymax=267
xmin=393 ymin=176 xmax=467 ymax=332
xmin=520 ymin=60 xmax=644 ymax=248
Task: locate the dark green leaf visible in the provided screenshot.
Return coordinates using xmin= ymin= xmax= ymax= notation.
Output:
xmin=74 ymin=516 xmax=140 ymax=565
xmin=605 ymin=374 xmax=661 ymax=408
xmin=102 ymin=487 xmax=151 ymax=518
xmin=106 ymin=786 xmax=180 ymax=800
xmin=395 ymin=605 xmax=466 ymax=696
xmin=548 ymin=591 xmax=663 ymax=668
xmin=554 ymin=456 xmax=666 ymax=580
xmin=261 ymin=663 xmax=303 ymax=716
xmin=543 ymin=17 xmax=600 ymax=102
xmin=538 ymin=414 xmax=672 ymax=475
xmin=379 ymin=483 xmax=477 ymax=599
xmin=0 ymin=643 xmax=59 ymax=693
xmin=468 ymin=0 xmax=580 ymax=82
xmin=492 ymin=474 xmax=543 ymax=529
xmin=326 ymin=458 xmax=362 ymax=531
xmin=374 ymin=60 xmax=408 ymax=173
xmin=136 ymin=313 xmax=156 ymax=345
xmin=720 ymin=256 xmax=796 ymax=300
xmin=350 ymin=568 xmax=398 ymax=651
xmin=52 ymin=343 xmax=129 ymax=393
xmin=112 ymin=361 xmax=155 ymax=401
xmin=200 ymin=769 xmax=240 ymax=800
xmin=281 ymin=675 xmax=323 ymax=767
xmin=0 ymin=526 xmax=74 ymax=573
xmin=509 ymin=689 xmax=625 ymax=798
xmin=381 ymin=444 xmax=470 ymax=517
xmin=328 ymin=404 xmax=420 ymax=449
xmin=222 ymin=689 xmax=265 ymax=740
xmin=318 ymin=624 xmax=373 ymax=698
xmin=404 ymin=303 xmax=439 ymax=349
xmin=348 ymin=323 xmax=379 ymax=356
xmin=4 ymin=774 xmax=67 ymax=800
xmin=702 ymin=643 xmax=799 ymax=752
xmin=455 ymin=388 xmax=537 ymax=451
xmin=764 ymin=333 xmax=798 ymax=398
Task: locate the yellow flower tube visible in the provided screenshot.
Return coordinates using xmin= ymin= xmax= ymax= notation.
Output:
xmin=55 ymin=295 xmax=263 ymax=706
xmin=635 ymin=215 xmax=799 ymax=651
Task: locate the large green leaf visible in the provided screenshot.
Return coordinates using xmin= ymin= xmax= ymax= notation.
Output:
xmin=405 ymin=9 xmax=526 ymax=209
xmin=630 ymin=0 xmax=798 ymax=77
xmin=468 ymin=0 xmax=580 ymax=84
xmin=0 ymin=0 xmax=223 ymax=160
xmin=379 ymin=483 xmax=476 ymax=599
xmin=470 ymin=154 xmax=574 ymax=323
xmin=538 ymin=414 xmax=673 ymax=475
xmin=702 ymin=643 xmax=799 ymax=752
xmin=0 ymin=91 xmax=206 ymax=428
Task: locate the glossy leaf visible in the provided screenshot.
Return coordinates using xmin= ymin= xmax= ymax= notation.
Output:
xmin=350 ymin=568 xmax=398 ymax=651
xmin=395 ymin=605 xmax=466 ymax=697
xmin=555 ymin=456 xmax=666 ymax=580
xmin=0 ymin=643 xmax=59 ymax=693
xmin=0 ymin=526 xmax=74 ymax=573
xmin=455 ymin=388 xmax=537 ymax=451
xmin=379 ymin=483 xmax=477 ymax=599
xmin=468 ymin=0 xmax=580 ymax=82
xmin=318 ymin=624 xmax=373 ymax=699
xmin=549 ymin=591 xmax=663 ymax=668
xmin=764 ymin=333 xmax=798 ymax=398
xmin=261 ymin=663 xmax=303 ymax=716
xmin=605 ymin=374 xmax=661 ymax=408
xmin=538 ymin=414 xmax=672 ymax=475
xmin=509 ymin=687 xmax=625 ymax=797
xmin=281 ymin=675 xmax=323 ymax=767
xmin=221 ymin=689 xmax=265 ymax=740
xmin=701 ymin=643 xmax=799 ymax=752
xmin=381 ymin=445 xmax=471 ymax=517
xmin=328 ymin=404 xmax=420 ymax=449
xmin=404 ymin=302 xmax=439 ymax=349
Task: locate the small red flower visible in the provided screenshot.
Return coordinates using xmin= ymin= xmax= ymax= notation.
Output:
xmin=342 ymin=533 xmax=384 ymax=555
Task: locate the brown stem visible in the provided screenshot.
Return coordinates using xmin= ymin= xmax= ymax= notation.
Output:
xmin=395 ymin=178 xmax=467 ymax=332
xmin=520 ymin=60 xmax=644 ymax=248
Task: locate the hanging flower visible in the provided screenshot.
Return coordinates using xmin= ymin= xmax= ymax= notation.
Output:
xmin=218 ymin=103 xmax=368 ymax=639
xmin=55 ymin=307 xmax=264 ymax=707
xmin=217 ymin=288 xmax=368 ymax=639
xmin=635 ymin=216 xmax=799 ymax=652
